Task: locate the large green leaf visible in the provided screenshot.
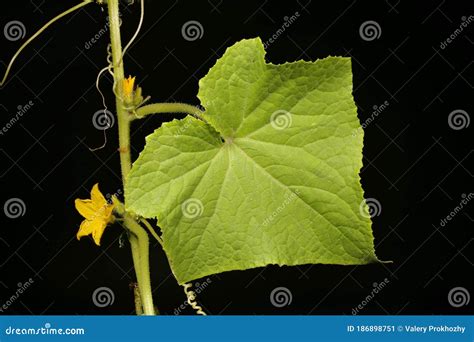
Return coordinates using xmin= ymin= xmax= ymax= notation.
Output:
xmin=125 ymin=38 xmax=379 ymax=284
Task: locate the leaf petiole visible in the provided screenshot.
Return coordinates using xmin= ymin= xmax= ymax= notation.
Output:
xmin=135 ymin=102 xmax=206 ymax=122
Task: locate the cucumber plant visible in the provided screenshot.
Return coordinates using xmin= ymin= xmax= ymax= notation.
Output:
xmin=1 ymin=0 xmax=381 ymax=315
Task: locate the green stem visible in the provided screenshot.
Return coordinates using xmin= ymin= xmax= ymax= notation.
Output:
xmin=132 ymin=282 xmax=144 ymax=316
xmin=123 ymin=214 xmax=157 ymax=315
xmin=129 ymin=234 xmax=143 ymax=315
xmin=107 ymin=0 xmax=131 ymax=180
xmin=135 ymin=102 xmax=205 ymax=121
xmin=129 ymin=235 xmax=142 ymax=283
xmin=107 ymin=0 xmax=155 ymax=315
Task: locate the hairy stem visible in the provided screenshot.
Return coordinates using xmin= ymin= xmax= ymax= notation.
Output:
xmin=107 ymin=0 xmax=131 ymax=179
xmin=107 ymin=0 xmax=155 ymax=315
xmin=123 ymin=214 xmax=157 ymax=315
xmin=132 ymin=282 xmax=143 ymax=315
xmin=129 ymin=235 xmax=142 ymax=283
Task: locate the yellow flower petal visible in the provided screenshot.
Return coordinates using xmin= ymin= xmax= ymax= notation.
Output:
xmin=75 ymin=183 xmax=115 ymax=247
xmin=90 ymin=219 xmax=108 ymax=246
xmin=76 ymin=219 xmax=107 ymax=246
xmin=122 ymin=76 xmax=135 ymax=97
xmin=90 ymin=183 xmax=107 ymax=209
xmin=75 ymin=199 xmax=97 ymax=220
xmin=103 ymin=204 xmax=114 ymax=222
xmin=76 ymin=219 xmax=95 ymax=241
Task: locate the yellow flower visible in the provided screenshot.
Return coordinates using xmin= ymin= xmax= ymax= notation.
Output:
xmin=122 ymin=76 xmax=136 ymax=98
xmin=75 ymin=183 xmax=114 ymax=246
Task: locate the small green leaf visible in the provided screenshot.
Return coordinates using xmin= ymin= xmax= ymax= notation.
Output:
xmin=126 ymin=38 xmax=379 ymax=284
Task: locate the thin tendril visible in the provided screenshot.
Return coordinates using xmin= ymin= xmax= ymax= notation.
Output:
xmin=183 ymin=283 xmax=207 ymax=316
xmin=106 ymin=43 xmax=114 ymax=75
xmin=120 ymin=0 xmax=145 ymax=64
xmin=0 ymin=0 xmax=93 ymax=87
xmin=89 ymin=45 xmax=114 ymax=151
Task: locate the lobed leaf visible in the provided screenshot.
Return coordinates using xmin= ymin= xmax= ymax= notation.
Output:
xmin=125 ymin=38 xmax=379 ymax=284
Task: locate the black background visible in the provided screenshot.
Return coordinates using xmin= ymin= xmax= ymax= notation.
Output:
xmin=0 ymin=0 xmax=472 ymax=315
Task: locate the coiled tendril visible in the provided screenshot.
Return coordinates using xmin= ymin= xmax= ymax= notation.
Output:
xmin=183 ymin=283 xmax=206 ymax=315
